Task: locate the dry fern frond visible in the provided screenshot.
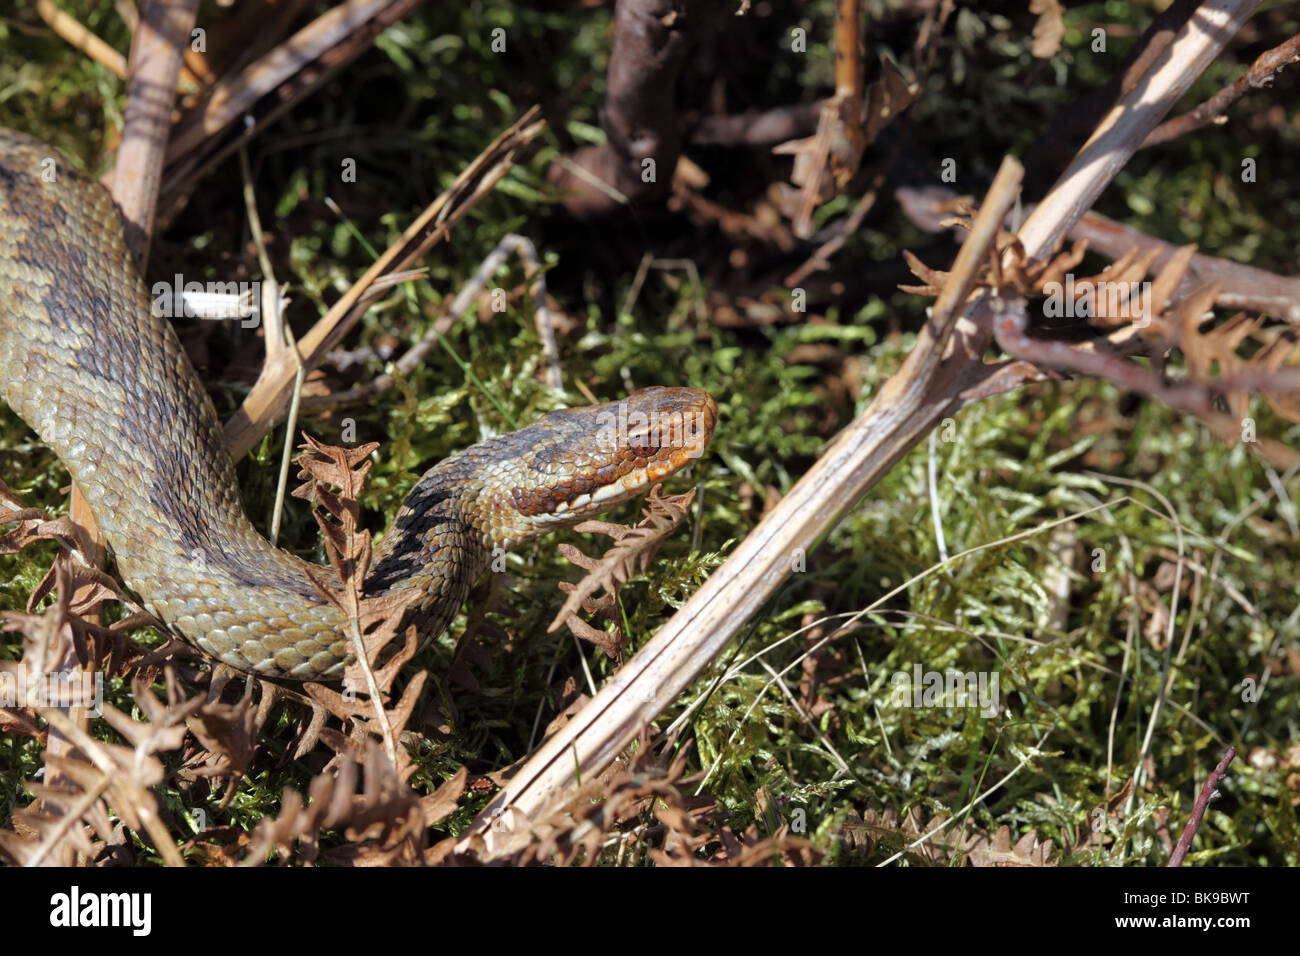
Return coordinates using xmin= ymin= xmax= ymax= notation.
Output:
xmin=0 ymin=477 xmax=100 ymax=562
xmin=775 ymin=52 xmax=917 ymax=237
xmin=966 ymin=825 xmax=1057 ymax=867
xmin=0 ymin=753 xmax=115 ymax=866
xmin=446 ymin=733 xmax=818 ymax=867
xmin=900 ymin=235 xmax=1093 ymax=303
xmin=1250 ymin=331 xmax=1300 ymax=423
xmin=0 ymin=680 xmax=193 ymax=867
xmin=241 ymin=742 xmax=425 ymax=865
xmin=962 ymin=234 xmax=1300 ymax=467
xmin=0 ymin=496 xmax=158 ymax=679
xmin=178 ymin=680 xmax=261 ymax=802
xmin=293 ymin=434 xmax=424 ymax=779
xmin=547 ymin=485 xmax=697 ymax=658
xmin=835 ymin=806 xmax=1057 ymax=866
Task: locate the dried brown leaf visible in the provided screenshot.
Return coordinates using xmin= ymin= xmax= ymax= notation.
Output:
xmin=1030 ymin=0 xmax=1065 ymax=59
xmin=548 ymin=486 xmax=696 ymax=644
xmin=420 ymin=766 xmax=469 ymax=826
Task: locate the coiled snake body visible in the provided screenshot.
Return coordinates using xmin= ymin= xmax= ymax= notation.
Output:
xmin=0 ymin=129 xmax=716 ymax=680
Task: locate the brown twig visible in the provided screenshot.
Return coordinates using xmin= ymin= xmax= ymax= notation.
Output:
xmin=160 ymin=0 xmax=427 ymax=205
xmin=1017 ymin=1 xmax=1265 ymax=261
xmin=1142 ymin=32 xmax=1300 ymax=148
xmin=775 ymin=53 xmax=918 ymax=238
xmin=551 ymin=0 xmax=720 ymax=217
xmin=781 ymin=0 xmax=868 ymax=239
xmin=1021 ymin=0 xmax=1198 ymax=193
xmin=113 ymin=0 xmax=201 ymax=268
xmin=221 ymin=108 xmax=546 ymax=460
xmin=301 ymin=233 xmax=560 ymax=412
xmin=784 ymin=135 xmax=905 ymax=287
xmin=35 ymin=0 xmax=128 ymax=79
xmin=988 ymin=296 xmax=1300 ymax=470
xmin=690 ymin=101 xmax=825 ymax=147
xmin=913 ymin=0 xmax=954 ymax=83
xmin=1167 ymin=746 xmax=1236 ymax=866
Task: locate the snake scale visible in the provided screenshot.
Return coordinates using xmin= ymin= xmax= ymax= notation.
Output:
xmin=0 ymin=129 xmax=716 ymax=680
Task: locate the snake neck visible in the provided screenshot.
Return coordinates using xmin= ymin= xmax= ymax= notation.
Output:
xmin=365 ymin=454 xmax=498 ymax=642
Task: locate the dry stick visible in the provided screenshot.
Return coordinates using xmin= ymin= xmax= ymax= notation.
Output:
xmin=221 ymin=109 xmax=545 ymax=460
xmin=690 ymin=101 xmax=825 ymax=147
xmin=457 ymin=158 xmax=1027 ymax=856
xmin=183 ymin=0 xmax=309 ymax=90
xmin=1016 ymin=0 xmax=1264 ymax=261
xmin=36 ymin=0 xmax=128 ymax=78
xmin=165 ymin=0 xmax=415 ymax=163
xmin=302 ymin=234 xmax=562 ymax=410
xmin=833 ymin=0 xmax=863 ymax=112
xmin=458 ymin=0 xmax=1264 ymax=857
xmin=1142 ymin=31 xmax=1300 ymax=148
xmin=789 ymin=0 xmax=865 ymax=238
xmin=620 ymin=256 xmax=707 ymax=323
xmin=785 ymin=135 xmax=903 ymax=287
xmin=159 ymin=0 xmax=426 ymax=205
xmin=1062 ymin=208 xmax=1300 ymax=322
xmin=38 ymin=0 xmax=205 ymax=90
xmin=1020 ymin=1 xmax=1197 ymax=194
xmin=553 ymin=0 xmax=719 ymax=216
xmin=480 ymin=235 xmax=561 ymax=391
xmin=990 ymin=297 xmax=1300 ymax=469
xmin=1168 ymin=745 xmax=1236 ymax=866
xmin=113 ymin=0 xmax=201 ymax=269
xmin=113 ymin=0 xmax=139 ymax=31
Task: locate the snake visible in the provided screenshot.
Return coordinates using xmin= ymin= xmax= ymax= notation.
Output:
xmin=0 ymin=128 xmax=716 ymax=681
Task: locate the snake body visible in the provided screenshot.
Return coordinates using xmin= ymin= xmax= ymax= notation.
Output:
xmin=0 ymin=129 xmax=715 ymax=680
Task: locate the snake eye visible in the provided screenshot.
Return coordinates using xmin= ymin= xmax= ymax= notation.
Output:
xmin=628 ymin=432 xmax=660 ymax=459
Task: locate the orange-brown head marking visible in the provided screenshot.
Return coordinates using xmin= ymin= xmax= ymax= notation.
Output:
xmin=480 ymin=387 xmax=717 ymax=540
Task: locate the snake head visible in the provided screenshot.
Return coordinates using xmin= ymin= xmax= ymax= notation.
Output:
xmin=488 ymin=386 xmax=717 ymax=543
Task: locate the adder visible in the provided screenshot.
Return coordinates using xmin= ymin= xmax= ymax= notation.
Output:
xmin=0 ymin=128 xmax=716 ymax=680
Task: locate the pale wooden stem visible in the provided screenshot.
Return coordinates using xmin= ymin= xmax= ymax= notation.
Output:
xmin=458 ymin=0 xmax=1266 ymax=857
xmin=1018 ymin=0 xmax=1264 ymax=260
xmin=460 ymin=157 xmax=1026 ymax=857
